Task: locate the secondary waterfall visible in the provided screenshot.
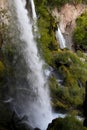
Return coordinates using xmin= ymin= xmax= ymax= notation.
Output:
xmin=30 ymin=0 xmax=37 ymax=20
xmin=56 ymin=27 xmax=66 ymax=49
xmin=30 ymin=0 xmax=38 ymax=32
xmin=13 ymin=0 xmax=53 ymax=129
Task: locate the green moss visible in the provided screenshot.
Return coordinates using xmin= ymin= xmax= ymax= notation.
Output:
xmin=48 ymin=50 xmax=87 ymax=112
xmin=73 ymin=12 xmax=87 ymax=51
xmin=0 ymin=61 xmax=5 ymax=73
xmin=47 ymin=115 xmax=87 ymax=130
xmin=0 ymin=61 xmax=6 ymax=86
xmin=35 ymin=0 xmax=87 ymax=113
xmin=53 ymin=50 xmax=87 ymax=87
xmin=34 ymin=1 xmax=59 ymax=64
xmin=52 ymin=99 xmax=68 ymax=112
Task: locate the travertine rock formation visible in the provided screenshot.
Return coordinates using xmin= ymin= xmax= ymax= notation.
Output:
xmin=0 ymin=0 xmax=8 ymax=9
xmin=52 ymin=4 xmax=87 ymax=49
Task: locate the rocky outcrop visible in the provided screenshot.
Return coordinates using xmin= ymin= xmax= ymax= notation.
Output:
xmin=47 ymin=116 xmax=86 ymax=130
xmin=0 ymin=0 xmax=10 ymax=26
xmin=52 ymin=4 xmax=87 ymax=50
xmin=0 ymin=0 xmax=8 ymax=9
xmin=0 ymin=102 xmax=41 ymax=130
xmin=0 ymin=0 xmax=10 ymax=49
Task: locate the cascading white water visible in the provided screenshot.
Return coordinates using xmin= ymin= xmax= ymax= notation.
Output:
xmin=56 ymin=27 xmax=66 ymax=49
xmin=14 ymin=0 xmax=53 ymax=129
xmin=30 ymin=0 xmax=37 ymax=20
xmin=30 ymin=0 xmax=38 ymax=32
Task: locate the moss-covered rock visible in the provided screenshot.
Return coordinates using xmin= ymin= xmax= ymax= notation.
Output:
xmin=47 ymin=115 xmax=86 ymax=130
xmin=53 ymin=50 xmax=87 ymax=87
xmin=0 ymin=61 xmax=5 ymax=74
xmin=34 ymin=1 xmax=59 ymax=64
xmin=0 ymin=61 xmax=7 ymax=86
xmin=48 ymin=49 xmax=87 ymax=112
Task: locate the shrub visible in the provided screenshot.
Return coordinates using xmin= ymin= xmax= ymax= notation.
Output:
xmin=47 ymin=115 xmax=87 ymax=130
xmin=73 ymin=13 xmax=87 ymax=51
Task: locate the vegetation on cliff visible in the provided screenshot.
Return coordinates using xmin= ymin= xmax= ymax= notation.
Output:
xmin=34 ymin=0 xmax=87 ymax=115
xmin=73 ymin=12 xmax=87 ymax=51
xmin=35 ymin=0 xmax=87 ymax=9
xmin=34 ymin=0 xmax=58 ymax=64
xmin=49 ymin=50 xmax=87 ymax=113
xmin=0 ymin=0 xmax=87 ymax=129
xmin=47 ymin=115 xmax=87 ymax=130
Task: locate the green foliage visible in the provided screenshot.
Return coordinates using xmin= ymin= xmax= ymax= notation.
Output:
xmin=0 ymin=61 xmax=7 ymax=87
xmin=49 ymin=75 xmax=84 ymax=112
xmin=48 ymin=50 xmax=87 ymax=112
xmin=34 ymin=3 xmax=58 ymax=64
xmin=53 ymin=50 xmax=87 ymax=87
xmin=47 ymin=115 xmax=87 ymax=130
xmin=44 ymin=0 xmax=84 ymax=8
xmin=0 ymin=61 xmax=5 ymax=79
xmin=35 ymin=0 xmax=87 ymax=12
xmin=47 ymin=0 xmax=68 ymax=8
xmin=73 ymin=12 xmax=87 ymax=51
xmin=37 ymin=16 xmax=52 ymax=64
xmin=35 ymin=0 xmax=87 ymax=10
xmin=34 ymin=0 xmax=87 ymax=113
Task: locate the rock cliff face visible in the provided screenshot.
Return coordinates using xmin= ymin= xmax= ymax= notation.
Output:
xmin=52 ymin=4 xmax=87 ymax=50
xmin=0 ymin=0 xmax=8 ymax=9
xmin=0 ymin=0 xmax=10 ymax=25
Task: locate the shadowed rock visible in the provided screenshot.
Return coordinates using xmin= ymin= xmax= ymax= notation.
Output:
xmin=83 ymin=81 xmax=87 ymax=127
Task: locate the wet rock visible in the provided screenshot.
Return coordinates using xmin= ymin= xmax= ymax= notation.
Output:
xmin=0 ymin=102 xmax=34 ymax=130
xmin=47 ymin=118 xmax=57 ymax=130
xmin=34 ymin=128 xmax=41 ymax=130
xmin=15 ymin=122 xmax=33 ymax=130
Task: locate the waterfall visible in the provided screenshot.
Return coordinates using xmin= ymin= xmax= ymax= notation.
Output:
xmin=56 ymin=27 xmax=66 ymax=49
xmin=13 ymin=0 xmax=53 ymax=129
xmin=30 ymin=0 xmax=37 ymax=32
xmin=30 ymin=0 xmax=37 ymax=20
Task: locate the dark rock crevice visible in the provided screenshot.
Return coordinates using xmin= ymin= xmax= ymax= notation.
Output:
xmin=83 ymin=81 xmax=87 ymax=127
